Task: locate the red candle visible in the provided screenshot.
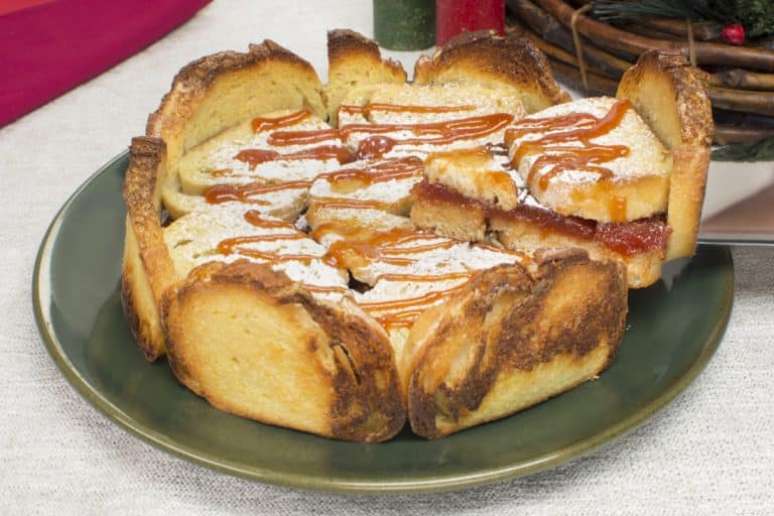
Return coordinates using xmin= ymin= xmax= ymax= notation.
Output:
xmin=436 ymin=0 xmax=505 ymax=46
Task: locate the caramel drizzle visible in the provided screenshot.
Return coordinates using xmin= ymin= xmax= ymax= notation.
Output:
xmin=309 ymin=196 xmax=392 ymax=211
xmin=233 ymin=145 xmax=355 ymax=170
xmin=317 ymin=157 xmax=423 ymax=189
xmin=321 ymin=228 xmax=452 ymax=268
xmin=243 ymin=210 xmax=296 ymax=228
xmin=375 ymin=271 xmax=472 ymax=283
xmin=214 ymin=211 xmax=318 ymax=268
xmin=206 ymin=157 xmax=422 ymax=206
xmin=217 ymin=211 xmax=316 ymax=263
xmin=316 ymin=225 xmax=480 ymax=329
xmin=251 ymin=110 xmax=310 ymax=132
xmin=204 ymin=180 xmax=311 ymax=204
xmin=361 ymin=282 xmax=470 ymax=329
xmin=268 ymin=113 xmax=514 ymax=147
xmin=374 ymin=311 xmax=427 ymax=329
xmin=208 ymin=211 xmax=350 ymax=296
xmin=339 ymin=103 xmax=476 ymax=118
xmin=507 ymin=100 xmax=632 ymax=193
xmin=303 ymin=284 xmax=350 ymax=294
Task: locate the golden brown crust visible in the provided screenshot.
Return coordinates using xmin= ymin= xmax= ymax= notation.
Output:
xmin=325 ymin=29 xmax=407 ymax=122
xmin=164 ymin=260 xmax=406 ymax=443
xmin=616 ymin=51 xmax=713 ymax=259
xmin=327 ymin=29 xmax=403 ymax=75
xmin=147 ymin=39 xmax=326 ymax=134
xmin=121 ymin=137 xmax=179 ymax=360
xmin=405 ymin=256 xmax=627 ymax=438
xmin=413 ymin=30 xmax=570 ymax=113
xmin=147 ymin=39 xmax=327 ymax=184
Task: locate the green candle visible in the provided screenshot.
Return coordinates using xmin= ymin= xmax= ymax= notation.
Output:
xmin=373 ymin=0 xmax=435 ymax=50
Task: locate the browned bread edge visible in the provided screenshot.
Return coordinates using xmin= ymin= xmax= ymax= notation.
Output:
xmin=325 ymin=29 xmax=408 ymax=122
xmin=121 ymin=137 xmax=178 ymax=360
xmin=414 ymin=30 xmax=571 ymax=113
xmin=147 ymin=39 xmax=327 ymax=174
xmin=617 ymin=51 xmax=713 ymax=260
xmin=404 ymin=253 xmax=627 ymax=438
xmin=163 ymin=260 xmax=406 ymax=442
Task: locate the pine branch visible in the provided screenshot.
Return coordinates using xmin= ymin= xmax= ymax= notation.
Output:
xmin=591 ymin=0 xmax=723 ymax=25
xmin=712 ymin=137 xmax=774 ymax=162
xmin=591 ymin=1 xmax=774 ymax=38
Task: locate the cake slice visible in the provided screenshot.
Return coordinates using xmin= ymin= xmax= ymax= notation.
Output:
xmin=123 ymin=30 xmax=639 ymax=442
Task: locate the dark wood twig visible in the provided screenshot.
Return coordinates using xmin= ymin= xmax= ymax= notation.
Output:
xmin=535 ymin=0 xmax=774 ymax=71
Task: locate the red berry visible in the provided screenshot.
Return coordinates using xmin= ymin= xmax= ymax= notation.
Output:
xmin=721 ymin=23 xmax=745 ymax=46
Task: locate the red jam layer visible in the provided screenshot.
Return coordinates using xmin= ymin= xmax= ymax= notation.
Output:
xmin=413 ymin=180 xmax=669 ymax=257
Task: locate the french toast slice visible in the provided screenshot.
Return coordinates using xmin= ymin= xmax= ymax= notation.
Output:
xmin=146 ymin=40 xmax=329 ymax=225
xmin=413 ymin=30 xmax=570 ymax=113
xmin=126 ymin=39 xmax=329 ymax=357
xmin=403 ymin=251 xmax=627 ymax=438
xmin=148 ymin=166 xmax=407 ymax=443
xmin=175 ymin=110 xmax=348 ymax=195
xmin=302 ymin=200 xmax=627 ymax=436
xmin=122 ymin=137 xmax=179 ymax=360
xmin=616 ymin=51 xmax=714 ymax=260
xmin=164 ymin=260 xmax=405 ymax=442
xmin=506 ymin=96 xmax=672 ymax=223
xmin=325 ymin=29 xmax=407 ymax=123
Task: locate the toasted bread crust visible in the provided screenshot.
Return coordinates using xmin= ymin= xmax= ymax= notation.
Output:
xmin=406 ymin=255 xmax=627 ymax=438
xmin=164 ymin=260 xmax=405 ymax=442
xmin=325 ymin=29 xmax=407 ymax=122
xmin=414 ymin=30 xmax=570 ymax=113
xmin=617 ymin=51 xmax=713 ymax=259
xmin=147 ymin=40 xmax=326 ymax=180
xmin=121 ymin=137 xmax=178 ymax=360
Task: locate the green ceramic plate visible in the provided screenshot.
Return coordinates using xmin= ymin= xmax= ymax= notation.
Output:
xmin=33 ymin=151 xmax=734 ymax=494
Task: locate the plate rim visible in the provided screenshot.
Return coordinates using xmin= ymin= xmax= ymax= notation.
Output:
xmin=32 ymin=150 xmax=735 ymax=494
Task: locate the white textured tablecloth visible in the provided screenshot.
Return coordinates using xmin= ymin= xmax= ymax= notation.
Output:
xmin=2 ymin=1 xmax=773 ymax=513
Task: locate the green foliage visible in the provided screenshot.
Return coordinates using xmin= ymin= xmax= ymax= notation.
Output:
xmin=591 ymin=0 xmax=774 ymax=38
xmin=734 ymin=0 xmax=774 ymax=38
xmin=712 ymin=137 xmax=774 ymax=162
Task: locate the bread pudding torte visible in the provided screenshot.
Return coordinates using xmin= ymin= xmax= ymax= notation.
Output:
xmin=121 ymin=30 xmax=710 ymax=441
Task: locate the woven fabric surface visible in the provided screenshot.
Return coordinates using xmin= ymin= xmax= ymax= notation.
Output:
xmin=1 ymin=1 xmax=773 ymax=513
